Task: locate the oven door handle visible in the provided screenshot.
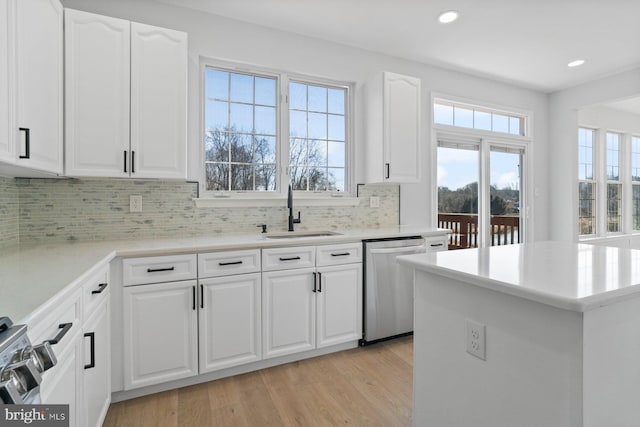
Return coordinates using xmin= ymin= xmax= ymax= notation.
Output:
xmin=369 ymin=244 xmax=426 ymax=255
xmin=45 ymin=323 xmax=73 ymax=345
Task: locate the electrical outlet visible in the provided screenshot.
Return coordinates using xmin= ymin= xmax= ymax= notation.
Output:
xmin=370 ymin=196 xmax=380 ymax=208
xmin=466 ymin=319 xmax=486 ymax=360
xmin=130 ymin=195 xmax=142 ymax=212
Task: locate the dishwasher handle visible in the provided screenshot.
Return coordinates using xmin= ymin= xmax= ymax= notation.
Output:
xmin=369 ymin=244 xmax=426 ymax=255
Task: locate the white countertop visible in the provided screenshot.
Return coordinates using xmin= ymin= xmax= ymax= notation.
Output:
xmin=398 ymin=241 xmax=640 ymax=312
xmin=1 ymin=227 xmax=448 ymax=323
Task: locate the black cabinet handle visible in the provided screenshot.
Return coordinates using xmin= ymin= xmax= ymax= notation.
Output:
xmin=330 ymin=252 xmax=350 ymax=257
xmin=430 ymin=243 xmax=444 ymax=247
xmin=147 ymin=266 xmax=175 ymax=273
xmin=318 ymin=272 xmax=322 ymax=293
xmin=131 ymin=150 xmax=135 ymax=173
xmin=279 ymin=256 xmax=301 ymax=261
xmin=218 ymin=261 xmax=243 ymax=266
xmin=124 ymin=150 xmax=127 ymax=173
xmin=192 ymin=286 xmax=196 ymax=311
xmin=312 ymin=272 xmax=317 ymax=293
xmin=84 ymin=332 xmax=96 ymax=369
xmin=385 ymin=163 xmax=390 ymax=179
xmin=19 ymin=128 xmax=30 ymax=159
xmin=91 ymin=283 xmax=108 ymax=294
xmin=46 ymin=323 xmax=73 ymax=345
xmin=200 ymin=284 xmax=204 ymax=309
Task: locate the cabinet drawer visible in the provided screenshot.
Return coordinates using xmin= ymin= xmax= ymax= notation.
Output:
xmin=28 ymin=288 xmax=82 ymax=360
xmin=424 ymin=235 xmax=448 ymax=252
xmin=123 ymin=254 xmax=196 ymax=286
xmin=316 ymin=242 xmax=362 ymax=266
xmin=198 ymin=249 xmax=261 ymax=278
xmin=82 ymin=264 xmax=110 ymax=320
xmin=262 ymin=246 xmax=315 ymax=271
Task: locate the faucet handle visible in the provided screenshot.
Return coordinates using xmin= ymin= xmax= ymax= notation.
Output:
xmin=257 ymin=224 xmax=268 ymax=233
xmin=294 ymin=212 xmax=301 ymax=224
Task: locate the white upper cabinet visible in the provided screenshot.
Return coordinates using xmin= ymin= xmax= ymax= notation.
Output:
xmin=365 ymin=71 xmax=421 ymax=183
xmin=65 ymin=11 xmax=187 ymax=179
xmin=0 ymin=0 xmax=63 ymax=175
xmin=131 ymin=23 xmax=187 ymax=179
xmin=64 ymin=9 xmax=130 ymax=177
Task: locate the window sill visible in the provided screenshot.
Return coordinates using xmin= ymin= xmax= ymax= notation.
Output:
xmin=194 ymin=196 xmax=360 ymax=208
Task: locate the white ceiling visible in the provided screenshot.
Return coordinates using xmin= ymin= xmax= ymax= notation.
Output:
xmin=156 ymin=0 xmax=640 ymax=93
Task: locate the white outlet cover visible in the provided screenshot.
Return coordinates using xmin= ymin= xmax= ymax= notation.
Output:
xmin=130 ymin=195 xmax=142 ymax=212
xmin=370 ymin=196 xmax=380 ymax=208
xmin=466 ymin=319 xmax=486 ymax=361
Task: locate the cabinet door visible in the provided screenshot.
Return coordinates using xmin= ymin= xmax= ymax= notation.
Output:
xmin=383 ymin=72 xmax=421 ymax=183
xmin=130 ymin=22 xmax=187 ymax=179
xmin=262 ymin=268 xmax=316 ymax=359
xmin=123 ymin=280 xmax=198 ymax=390
xmin=316 ymin=263 xmax=362 ymax=348
xmin=40 ymin=330 xmax=82 ymax=427
xmin=83 ymin=298 xmax=110 ymax=427
xmin=14 ymin=0 xmax=63 ymax=173
xmin=64 ymin=9 xmax=130 ymax=177
xmin=0 ymin=0 xmax=10 ymax=162
xmin=199 ymin=273 xmax=261 ymax=373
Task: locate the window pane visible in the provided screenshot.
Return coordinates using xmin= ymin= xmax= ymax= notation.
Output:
xmin=434 ymin=103 xmax=453 ymax=126
xmin=230 ymin=73 xmax=253 ymax=103
xmin=206 ymin=163 xmax=228 ymax=191
xmin=255 ymin=106 xmax=276 ymax=135
xmin=606 ymin=132 xmax=620 ymax=181
xmin=328 ymin=168 xmax=345 ymax=191
xmin=289 ymin=82 xmax=307 ymax=110
xmin=308 ymin=112 xmax=327 ymax=139
xmin=205 ymin=69 xmax=228 ymax=100
xmin=229 ymin=103 xmax=253 ymax=133
xmin=255 ymin=164 xmax=276 ymax=191
xmin=205 ymin=130 xmax=228 ymax=162
xmin=490 ymin=150 xmax=521 ymax=246
xmin=308 ymin=85 xmax=327 ymax=112
xmin=633 ymin=137 xmax=640 ymax=181
xmin=255 ymin=77 xmax=276 ymax=106
xmin=474 ymin=110 xmax=491 ymax=131
xmin=308 ymin=167 xmax=328 ymax=191
xmin=290 ymin=110 xmax=307 ymax=138
xmin=230 ymin=164 xmax=253 ymax=191
xmin=289 ymin=138 xmax=307 ymax=166
xmin=254 ymin=136 xmax=276 ymax=164
xmin=607 ymin=183 xmax=622 ymax=232
xmin=578 ymin=182 xmax=596 ymax=235
xmin=328 ymin=88 xmax=345 ymax=114
xmin=454 ymin=106 xmax=473 ymax=128
xmin=634 ymin=184 xmax=640 ymax=230
xmin=230 ymin=134 xmax=253 ymax=163
xmin=290 ymin=164 xmax=308 ymax=190
xmin=509 ymin=117 xmax=522 ymax=135
xmin=327 ymin=141 xmax=345 ymax=167
xmin=205 ymin=100 xmax=228 ymax=131
xmin=328 ymin=115 xmax=345 ymax=141
xmin=578 ymin=128 xmax=594 ymax=181
xmin=492 ymin=114 xmax=509 ymax=133
xmin=308 ymin=140 xmax=327 ymax=166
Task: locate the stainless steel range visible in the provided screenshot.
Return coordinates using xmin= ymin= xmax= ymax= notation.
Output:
xmin=0 ymin=317 xmax=57 ymax=404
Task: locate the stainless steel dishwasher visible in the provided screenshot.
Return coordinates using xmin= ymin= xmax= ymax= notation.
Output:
xmin=360 ymin=236 xmax=428 ymax=345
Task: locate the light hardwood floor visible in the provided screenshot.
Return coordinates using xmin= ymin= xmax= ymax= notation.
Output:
xmin=104 ymin=337 xmax=413 ymax=427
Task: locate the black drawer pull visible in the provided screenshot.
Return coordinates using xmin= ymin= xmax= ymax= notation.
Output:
xmin=147 ymin=266 xmax=175 ymax=273
xmin=84 ymin=332 xmax=96 ymax=369
xmin=192 ymin=286 xmax=196 ymax=311
xmin=131 ymin=150 xmax=135 ymax=173
xmin=46 ymin=323 xmax=73 ymax=345
xmin=312 ymin=272 xmax=317 ymax=293
xmin=124 ymin=150 xmax=127 ymax=173
xmin=218 ymin=260 xmax=243 ymax=266
xmin=19 ymin=128 xmax=30 ymax=159
xmin=430 ymin=243 xmax=444 ymax=247
xmin=279 ymin=256 xmax=301 ymax=261
xmin=200 ymin=284 xmax=204 ymax=309
xmin=385 ymin=163 xmax=390 ymax=179
xmin=318 ymin=272 xmax=322 ymax=293
xmin=330 ymin=252 xmax=350 ymax=257
xmin=91 ymin=282 xmax=108 ymax=294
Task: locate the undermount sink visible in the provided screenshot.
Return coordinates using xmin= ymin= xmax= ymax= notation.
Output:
xmin=265 ymin=231 xmax=342 ymax=239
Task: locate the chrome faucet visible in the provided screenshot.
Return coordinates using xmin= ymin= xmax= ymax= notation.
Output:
xmin=287 ymin=185 xmax=301 ymax=232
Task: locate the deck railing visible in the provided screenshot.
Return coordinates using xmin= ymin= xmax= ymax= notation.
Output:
xmin=438 ymin=213 xmax=520 ymax=249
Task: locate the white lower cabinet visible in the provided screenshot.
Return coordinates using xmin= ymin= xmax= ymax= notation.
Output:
xmin=262 ymin=243 xmax=362 ymax=359
xmin=262 ymin=267 xmax=316 ymax=359
xmin=123 ymin=280 xmax=198 ymax=390
xmin=198 ymin=273 xmax=262 ymax=373
xmin=83 ymin=298 xmax=110 ymax=427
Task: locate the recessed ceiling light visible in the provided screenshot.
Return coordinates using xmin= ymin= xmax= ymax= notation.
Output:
xmin=438 ymin=11 xmax=459 ymax=24
xmin=568 ymin=59 xmax=585 ymax=68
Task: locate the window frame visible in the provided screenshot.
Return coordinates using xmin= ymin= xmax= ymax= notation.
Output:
xmin=605 ymin=131 xmax=623 ymax=234
xmin=199 ymin=58 xmax=355 ymax=202
xmin=578 ymin=127 xmax=597 ymax=237
xmin=632 ymin=135 xmax=640 ymax=231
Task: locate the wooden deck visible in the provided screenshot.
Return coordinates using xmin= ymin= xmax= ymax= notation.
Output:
xmin=438 ymin=213 xmax=520 ymax=249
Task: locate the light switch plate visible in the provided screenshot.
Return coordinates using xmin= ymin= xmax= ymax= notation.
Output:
xmin=370 ymin=196 xmax=380 ymax=208
xmin=130 ymin=195 xmax=142 ymax=212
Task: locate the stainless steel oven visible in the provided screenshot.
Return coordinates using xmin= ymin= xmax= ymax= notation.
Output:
xmin=0 ymin=317 xmax=57 ymax=404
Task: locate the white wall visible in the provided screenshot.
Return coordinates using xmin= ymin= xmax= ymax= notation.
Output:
xmin=61 ymin=0 xmax=550 ymax=240
xmin=549 ymin=68 xmax=640 ymax=242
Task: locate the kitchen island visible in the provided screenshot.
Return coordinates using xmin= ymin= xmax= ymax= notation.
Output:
xmin=398 ymin=241 xmax=640 ymax=427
